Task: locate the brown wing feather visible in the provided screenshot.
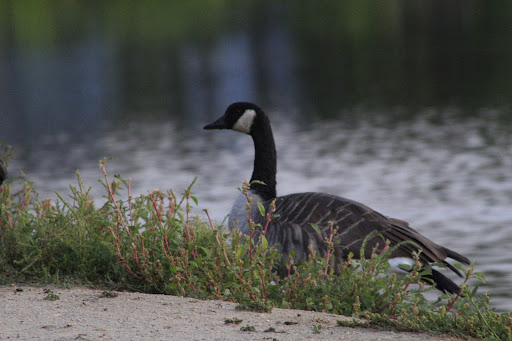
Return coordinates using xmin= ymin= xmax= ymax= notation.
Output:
xmin=253 ymin=192 xmax=469 ymax=276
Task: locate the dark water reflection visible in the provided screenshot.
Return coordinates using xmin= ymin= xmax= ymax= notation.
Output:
xmin=1 ymin=1 xmax=512 ymax=310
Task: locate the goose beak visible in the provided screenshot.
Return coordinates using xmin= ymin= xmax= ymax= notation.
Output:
xmin=203 ymin=116 xmax=228 ymax=130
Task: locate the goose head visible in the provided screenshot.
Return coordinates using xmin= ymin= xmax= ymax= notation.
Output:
xmin=204 ymin=102 xmax=277 ymax=201
xmin=203 ymin=102 xmax=263 ymax=135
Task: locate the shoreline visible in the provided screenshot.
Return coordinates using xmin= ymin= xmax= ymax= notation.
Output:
xmin=0 ymin=285 xmax=462 ymax=340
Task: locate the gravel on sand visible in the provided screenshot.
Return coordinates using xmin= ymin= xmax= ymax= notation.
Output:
xmin=1 ymin=286 xmax=460 ymax=340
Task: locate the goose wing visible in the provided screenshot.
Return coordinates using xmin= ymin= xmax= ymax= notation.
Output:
xmin=259 ymin=192 xmax=469 ymax=270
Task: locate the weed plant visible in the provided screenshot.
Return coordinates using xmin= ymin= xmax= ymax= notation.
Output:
xmin=0 ymin=151 xmax=511 ymax=340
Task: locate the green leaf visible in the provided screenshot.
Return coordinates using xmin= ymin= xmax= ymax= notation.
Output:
xmin=169 ymin=265 xmax=178 ymax=274
xmin=237 ymin=245 xmax=247 ymax=258
xmin=261 ymin=236 xmax=268 ymax=251
xmin=190 ymin=196 xmax=199 ymax=205
xmin=310 ymin=223 xmax=321 ymax=236
xmin=454 ymin=263 xmax=464 ymax=271
xmin=250 ymin=180 xmax=266 ymax=186
xmin=199 ymin=246 xmax=211 ymax=258
xmin=257 ymin=202 xmax=266 ymax=216
xmin=471 ymin=284 xmax=479 ymax=296
xmin=398 ymin=264 xmax=413 ymax=272
xmin=474 ymin=272 xmax=485 ymax=283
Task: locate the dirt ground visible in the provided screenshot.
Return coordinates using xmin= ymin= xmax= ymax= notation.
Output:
xmin=0 ymin=286 xmax=463 ymax=340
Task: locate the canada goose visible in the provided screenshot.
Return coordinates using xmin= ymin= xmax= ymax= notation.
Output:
xmin=0 ymin=159 xmax=7 ymax=185
xmin=204 ymin=102 xmax=470 ymax=294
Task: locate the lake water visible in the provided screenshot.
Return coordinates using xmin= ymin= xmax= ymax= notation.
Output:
xmin=1 ymin=2 xmax=512 ymax=311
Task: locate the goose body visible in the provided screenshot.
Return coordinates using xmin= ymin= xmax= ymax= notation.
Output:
xmin=204 ymin=102 xmax=470 ymax=294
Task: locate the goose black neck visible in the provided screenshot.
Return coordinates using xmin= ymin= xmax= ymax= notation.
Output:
xmin=249 ymin=114 xmax=277 ymax=200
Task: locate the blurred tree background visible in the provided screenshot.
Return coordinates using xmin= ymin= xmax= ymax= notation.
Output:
xmin=1 ymin=0 xmax=510 ymax=127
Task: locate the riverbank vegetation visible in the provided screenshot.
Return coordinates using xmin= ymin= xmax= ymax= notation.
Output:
xmin=0 ymin=154 xmax=510 ymax=340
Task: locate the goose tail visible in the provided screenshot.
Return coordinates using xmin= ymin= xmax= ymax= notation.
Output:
xmin=423 ymin=268 xmax=463 ymax=295
xmin=442 ymin=246 xmax=470 ymax=266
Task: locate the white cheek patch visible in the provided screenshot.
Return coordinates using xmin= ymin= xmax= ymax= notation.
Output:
xmin=233 ymin=109 xmax=256 ymax=134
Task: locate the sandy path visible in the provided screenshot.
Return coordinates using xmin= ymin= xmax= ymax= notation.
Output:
xmin=0 ymin=286 xmax=460 ymax=340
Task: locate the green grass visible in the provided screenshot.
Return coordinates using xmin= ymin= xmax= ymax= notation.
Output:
xmin=0 ymin=153 xmax=511 ymax=340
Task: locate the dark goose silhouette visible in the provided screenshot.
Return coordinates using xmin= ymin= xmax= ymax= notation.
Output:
xmin=0 ymin=159 xmax=7 ymax=185
xmin=204 ymin=102 xmax=470 ymax=294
